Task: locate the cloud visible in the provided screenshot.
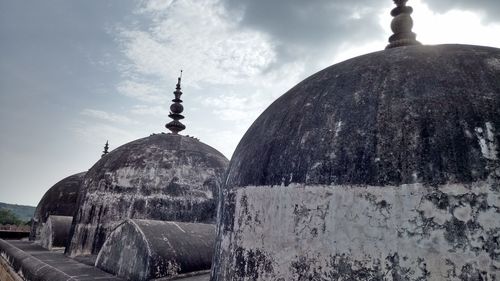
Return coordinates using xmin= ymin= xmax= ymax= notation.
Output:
xmin=220 ymin=0 xmax=388 ymax=64
xmin=118 ymin=0 xmax=277 ymax=85
xmin=192 ymin=128 xmax=243 ymax=158
xmin=420 ymin=0 xmax=500 ymax=23
xmin=117 ymin=80 xmax=166 ymax=103
xmin=410 ymin=0 xmax=500 ymax=48
xmin=81 ymin=109 xmax=136 ymax=124
xmin=130 ymin=104 xmax=170 ymax=116
xmin=202 ymin=93 xmax=271 ymax=123
xmin=72 ymin=122 xmax=136 ymax=147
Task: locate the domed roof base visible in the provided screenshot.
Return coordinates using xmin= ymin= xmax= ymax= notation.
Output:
xmin=212 ymin=44 xmax=500 ymax=280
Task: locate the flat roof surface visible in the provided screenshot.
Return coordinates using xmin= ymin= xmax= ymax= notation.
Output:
xmin=2 ymin=240 xmax=123 ymax=280
xmin=0 ymin=240 xmax=209 ymax=281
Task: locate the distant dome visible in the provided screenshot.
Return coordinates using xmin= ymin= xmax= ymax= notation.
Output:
xmin=30 ymin=172 xmax=85 ymax=240
xmin=213 ymin=45 xmax=500 ymax=280
xmin=67 ymin=133 xmax=228 ymax=257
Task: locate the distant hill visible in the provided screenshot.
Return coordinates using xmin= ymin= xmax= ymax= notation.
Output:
xmin=0 ymin=202 xmax=36 ymax=222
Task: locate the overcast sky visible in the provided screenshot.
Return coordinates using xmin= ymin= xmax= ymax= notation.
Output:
xmin=1 ymin=0 xmax=500 ymax=206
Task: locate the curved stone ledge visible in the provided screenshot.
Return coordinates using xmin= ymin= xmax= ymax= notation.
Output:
xmin=39 ymin=216 xmax=72 ymax=250
xmin=96 ymin=219 xmax=215 ymax=281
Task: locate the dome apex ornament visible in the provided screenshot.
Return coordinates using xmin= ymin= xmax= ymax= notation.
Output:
xmin=166 ymin=70 xmax=186 ymax=134
xmin=386 ymin=0 xmax=421 ymax=49
xmin=101 ymin=140 xmax=109 ymax=157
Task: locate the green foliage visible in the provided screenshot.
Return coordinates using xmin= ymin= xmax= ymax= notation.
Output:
xmin=0 ymin=208 xmax=24 ymax=225
xmin=0 ymin=202 xmax=35 ymax=222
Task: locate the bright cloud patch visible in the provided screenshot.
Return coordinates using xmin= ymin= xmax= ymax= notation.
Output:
xmin=81 ymin=109 xmax=136 ymax=124
xmin=114 ymin=0 xmax=308 ymax=157
xmin=411 ymin=0 xmax=500 ymax=47
xmin=117 ymin=80 xmax=166 ymax=103
xmin=119 ymin=0 xmax=276 ymax=85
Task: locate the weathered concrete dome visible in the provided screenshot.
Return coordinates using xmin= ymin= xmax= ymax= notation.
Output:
xmin=66 ymin=133 xmax=229 ymax=257
xmin=30 ymin=172 xmax=85 ymax=241
xmin=213 ymin=45 xmax=500 ymax=280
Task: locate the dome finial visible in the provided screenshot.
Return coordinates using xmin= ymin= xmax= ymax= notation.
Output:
xmin=101 ymin=140 xmax=109 ymax=157
xmin=166 ymin=70 xmax=186 ymax=134
xmin=386 ymin=0 xmax=421 ymax=49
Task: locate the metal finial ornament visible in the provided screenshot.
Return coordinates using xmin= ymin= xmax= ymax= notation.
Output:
xmin=166 ymin=70 xmax=186 ymax=134
xmin=101 ymin=140 xmax=109 ymax=157
xmin=386 ymin=0 xmax=421 ymax=49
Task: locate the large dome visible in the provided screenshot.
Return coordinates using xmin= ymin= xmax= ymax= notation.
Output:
xmin=67 ymin=133 xmax=229 ymax=257
xmin=30 ymin=172 xmax=85 ymax=240
xmin=213 ymin=45 xmax=500 ymax=280
xmin=226 ymin=44 xmax=500 ymax=187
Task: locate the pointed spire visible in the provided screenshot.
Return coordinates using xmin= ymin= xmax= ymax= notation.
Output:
xmin=101 ymin=140 xmax=109 ymax=157
xmin=386 ymin=0 xmax=421 ymax=49
xmin=166 ymin=70 xmax=186 ymax=134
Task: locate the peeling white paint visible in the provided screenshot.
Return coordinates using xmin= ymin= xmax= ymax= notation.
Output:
xmin=486 ymin=57 xmax=500 ymax=71
xmin=334 ymin=120 xmax=343 ymax=138
xmin=452 ymin=205 xmax=472 ymax=222
xmin=216 ymin=181 xmax=500 ymax=280
xmin=475 ymin=122 xmax=498 ymax=160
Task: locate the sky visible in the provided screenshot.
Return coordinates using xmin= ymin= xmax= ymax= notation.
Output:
xmin=1 ymin=0 xmax=500 ymax=206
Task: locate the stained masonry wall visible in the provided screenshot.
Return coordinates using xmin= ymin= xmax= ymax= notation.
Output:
xmin=213 ymin=180 xmax=499 ymax=280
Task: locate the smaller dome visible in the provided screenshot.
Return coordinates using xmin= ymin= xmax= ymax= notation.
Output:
xmin=67 ymin=133 xmax=228 ymax=257
xmin=30 ymin=172 xmax=85 ymax=240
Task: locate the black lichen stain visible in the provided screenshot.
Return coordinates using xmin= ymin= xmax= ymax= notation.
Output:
xmin=291 ymin=253 xmax=386 ymax=281
xmin=287 ymin=253 xmax=432 ymax=281
xmin=377 ymin=199 xmax=388 ymax=209
xmin=237 ymin=194 xmax=252 ymax=227
xmin=424 ymin=190 xmax=450 ymax=210
xmin=483 ymin=228 xmax=500 ymax=260
xmin=222 ymin=191 xmax=236 ymax=233
xmin=385 ymin=253 xmax=415 ymax=280
xmin=164 ymin=177 xmax=187 ymax=197
xmin=131 ymin=199 xmax=146 ymax=217
xmin=290 ymin=255 xmax=323 ymax=281
xmin=444 ymin=218 xmax=468 ymax=249
xmin=234 ymin=247 xmax=273 ymax=279
xmin=459 ymin=263 xmax=488 ymax=281
xmin=292 ymin=203 xmax=329 ymax=235
xmin=92 ymin=225 xmax=107 ymax=254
